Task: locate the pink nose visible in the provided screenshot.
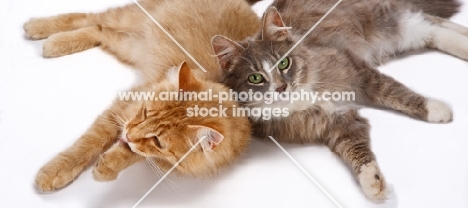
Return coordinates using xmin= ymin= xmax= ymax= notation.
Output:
xmin=276 ymin=84 xmax=287 ymax=93
xmin=119 ymin=132 xmax=130 ymax=143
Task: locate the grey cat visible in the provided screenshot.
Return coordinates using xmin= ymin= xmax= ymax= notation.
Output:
xmin=211 ymin=0 xmax=466 ymax=201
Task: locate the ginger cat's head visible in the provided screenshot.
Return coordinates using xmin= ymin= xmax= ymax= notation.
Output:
xmin=120 ymin=62 xmax=251 ymax=177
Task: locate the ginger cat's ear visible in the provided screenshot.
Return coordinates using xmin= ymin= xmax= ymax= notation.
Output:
xmin=188 ymin=125 xmax=224 ymax=152
xmin=211 ymin=35 xmax=245 ymax=71
xmin=178 ymin=61 xmax=201 ymax=91
xmin=262 ymin=7 xmax=292 ymax=41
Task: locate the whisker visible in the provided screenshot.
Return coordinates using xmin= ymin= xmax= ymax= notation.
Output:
xmin=96 ymin=117 xmax=122 ymax=128
xmin=116 ymin=104 xmax=129 ymax=123
xmin=110 ymin=110 xmax=125 ymax=125
xmin=146 ymin=158 xmax=157 ymax=173
xmin=148 ymin=158 xmax=179 ymax=193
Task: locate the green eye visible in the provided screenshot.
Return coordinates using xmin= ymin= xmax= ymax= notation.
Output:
xmin=248 ymin=73 xmax=264 ymax=84
xmin=278 ymin=57 xmax=291 ymax=71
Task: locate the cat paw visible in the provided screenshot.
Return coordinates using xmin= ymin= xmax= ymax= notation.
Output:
xmin=23 ymin=18 xmax=55 ymax=40
xmin=92 ymin=154 xmax=118 ymax=181
xmin=426 ymin=99 xmax=452 ymax=123
xmin=35 ymin=156 xmax=84 ymax=192
xmin=42 ymin=34 xmax=70 ymax=58
xmin=358 ymin=161 xmax=387 ymax=202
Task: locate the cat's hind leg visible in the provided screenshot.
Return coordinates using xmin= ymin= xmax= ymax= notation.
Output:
xmin=394 ymin=12 xmax=468 ymax=61
xmin=92 ymin=141 xmax=143 ymax=181
xmin=35 ymin=108 xmax=122 ymax=192
xmin=423 ymin=15 xmax=468 ymax=60
xmin=326 ymin=110 xmax=387 ymax=202
xmin=425 ymin=15 xmax=468 ymax=37
xmin=24 ymin=13 xmax=92 ymax=40
xmin=42 ymin=25 xmax=101 ymax=58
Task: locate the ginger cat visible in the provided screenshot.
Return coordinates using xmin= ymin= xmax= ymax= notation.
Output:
xmin=24 ymin=0 xmax=260 ymax=192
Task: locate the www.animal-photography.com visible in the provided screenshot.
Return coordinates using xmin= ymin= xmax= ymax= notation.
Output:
xmin=1 ymin=0 xmax=467 ymax=207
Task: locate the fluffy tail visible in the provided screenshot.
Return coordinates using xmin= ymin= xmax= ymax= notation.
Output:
xmin=401 ymin=0 xmax=461 ymax=18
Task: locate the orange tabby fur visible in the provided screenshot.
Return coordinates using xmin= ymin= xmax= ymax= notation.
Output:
xmin=24 ymin=0 xmax=260 ymax=82
xmin=26 ymin=0 xmax=260 ymax=192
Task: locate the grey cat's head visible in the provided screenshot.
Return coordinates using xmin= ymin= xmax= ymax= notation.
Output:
xmin=212 ymin=7 xmax=319 ymax=111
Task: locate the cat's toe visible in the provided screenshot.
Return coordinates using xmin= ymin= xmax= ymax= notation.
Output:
xmin=92 ymin=157 xmax=118 ymax=181
xmin=24 ymin=18 xmax=53 ymax=40
xmin=426 ymin=98 xmax=453 ymax=123
xmin=358 ymin=161 xmax=387 ymax=202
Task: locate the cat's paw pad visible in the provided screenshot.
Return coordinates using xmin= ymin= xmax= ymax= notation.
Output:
xmin=23 ymin=18 xmax=55 ymax=40
xmin=92 ymin=155 xmax=118 ymax=181
xmin=426 ymin=99 xmax=452 ymax=123
xmin=35 ymin=157 xmax=84 ymax=192
xmin=358 ymin=161 xmax=387 ymax=202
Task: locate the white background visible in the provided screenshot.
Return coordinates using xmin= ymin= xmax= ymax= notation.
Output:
xmin=1 ymin=0 xmax=467 ymax=207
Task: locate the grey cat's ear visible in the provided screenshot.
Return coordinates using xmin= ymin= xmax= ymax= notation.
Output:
xmin=211 ymin=35 xmax=245 ymax=71
xmin=262 ymin=7 xmax=292 ymax=41
xmin=188 ymin=125 xmax=224 ymax=152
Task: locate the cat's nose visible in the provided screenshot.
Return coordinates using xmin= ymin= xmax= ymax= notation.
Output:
xmin=125 ymin=132 xmax=131 ymax=142
xmin=275 ymin=84 xmax=287 ymax=93
xmin=119 ymin=137 xmax=127 ymax=143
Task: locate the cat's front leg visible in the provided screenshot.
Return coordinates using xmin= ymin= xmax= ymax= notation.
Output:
xmin=93 ymin=141 xmax=143 ymax=181
xmin=24 ymin=13 xmax=91 ymax=40
xmin=358 ymin=69 xmax=452 ymax=123
xmin=35 ymin=109 xmax=121 ymax=192
xmin=326 ymin=110 xmax=387 ymax=202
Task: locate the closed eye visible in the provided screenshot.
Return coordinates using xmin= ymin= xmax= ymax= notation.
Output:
xmin=152 ymin=136 xmax=163 ymax=148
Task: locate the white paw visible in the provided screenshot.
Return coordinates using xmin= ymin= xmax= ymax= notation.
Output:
xmin=358 ymin=161 xmax=387 ymax=202
xmin=426 ymin=99 xmax=452 ymax=123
